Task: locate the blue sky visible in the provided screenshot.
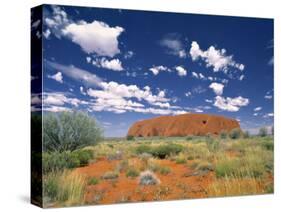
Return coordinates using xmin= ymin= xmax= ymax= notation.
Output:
xmin=31 ymin=5 xmax=274 ymax=137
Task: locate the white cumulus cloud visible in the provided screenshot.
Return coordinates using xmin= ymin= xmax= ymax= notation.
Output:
xmin=175 ymin=66 xmax=187 ymax=76
xmin=189 ymin=41 xmax=244 ymax=72
xmin=209 ymin=82 xmax=224 ymax=95
xmin=47 ymin=72 xmax=63 ymax=83
xmin=92 ymin=58 xmax=124 ymax=71
xmin=149 ymin=65 xmax=170 ymax=75
xmin=213 ymin=96 xmax=249 ymax=112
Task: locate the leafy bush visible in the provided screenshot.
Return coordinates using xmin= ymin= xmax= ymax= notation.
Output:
xmin=139 ymin=171 xmax=160 ymax=185
xmin=135 ymin=145 xmax=152 ymax=155
xmin=259 ymin=127 xmax=268 ymax=137
xmin=102 ymin=171 xmax=119 ymax=180
xmin=150 ymin=144 xmax=183 ymax=159
xmin=43 ymin=149 xmax=93 ymax=173
xmin=220 ymin=131 xmax=228 ymax=139
xmin=72 ymin=149 xmax=93 ymax=166
xmin=229 ymin=128 xmax=242 ymax=139
xmin=88 ymin=177 xmax=99 ymax=185
xmin=126 ymin=135 xmax=135 ymax=141
xmin=126 ymin=168 xmax=140 ymax=178
xmin=43 ymin=111 xmax=103 ymax=152
xmin=159 ymin=166 xmax=171 ymax=175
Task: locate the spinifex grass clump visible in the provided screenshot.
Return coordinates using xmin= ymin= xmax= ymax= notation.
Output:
xmin=139 ymin=170 xmax=160 ymax=185
xmin=43 ymin=170 xmax=87 ymax=207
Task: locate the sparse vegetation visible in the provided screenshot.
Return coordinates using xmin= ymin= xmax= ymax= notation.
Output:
xmin=126 ymin=168 xmax=140 ymax=178
xmin=88 ymin=177 xmax=99 ymax=185
xmin=139 ymin=171 xmax=160 ymax=185
xmin=42 ymin=131 xmax=273 ymax=207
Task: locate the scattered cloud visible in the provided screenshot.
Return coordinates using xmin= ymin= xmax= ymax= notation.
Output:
xmin=254 ymin=107 xmax=262 ymax=111
xmin=268 ymin=57 xmax=274 ymax=66
xmin=189 ymin=41 xmax=244 ymax=72
xmin=263 ymin=113 xmax=274 ymax=118
xmin=185 ymin=92 xmax=192 ymax=97
xmin=264 ymin=95 xmax=272 ymax=99
xmin=175 ymin=66 xmax=187 ymax=76
xmin=209 ymin=82 xmax=224 ymax=95
xmin=124 ymin=51 xmax=134 ymax=59
xmin=46 ymin=61 xmax=102 ymax=87
xmin=213 ymin=96 xmax=249 ymax=112
xmin=160 ymin=33 xmax=186 ymax=58
xmin=47 ymin=72 xmax=63 ymax=83
xmin=239 ymin=75 xmax=245 ymax=81
xmin=92 ymin=57 xmax=124 ymax=71
xmin=80 ymin=86 xmax=87 ymax=95
xmin=43 ymin=29 xmax=51 ymax=39
xmin=149 ymin=65 xmax=170 ymax=75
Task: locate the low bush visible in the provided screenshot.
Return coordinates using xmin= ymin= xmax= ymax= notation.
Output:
xmin=139 ymin=170 xmax=160 ymax=185
xmin=150 ymin=144 xmax=183 ymax=159
xmin=126 ymin=135 xmax=135 ymax=141
xmin=135 ymin=145 xmax=152 ymax=155
xmin=159 ymin=166 xmax=171 ymax=175
xmin=126 ymin=168 xmax=140 ymax=178
xmin=43 ymin=150 xmax=94 ymax=173
xmin=215 ymin=157 xmax=241 ymax=178
xmin=88 ymin=177 xmax=99 ymax=185
xmin=229 ymin=128 xmax=242 ymax=139
xmin=220 ymin=131 xmax=228 ymax=139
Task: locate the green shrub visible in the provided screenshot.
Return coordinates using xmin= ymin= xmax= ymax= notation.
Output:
xmin=150 ymin=144 xmax=183 ymax=159
xmin=126 ymin=168 xmax=140 ymax=178
xmin=126 ymin=135 xmax=135 ymax=141
xmin=72 ymin=149 xmax=93 ymax=166
xmin=215 ymin=157 xmax=241 ymax=178
xmin=229 ymin=128 xmax=242 ymax=139
xmin=88 ymin=177 xmax=99 ymax=185
xmin=259 ymin=127 xmax=268 ymax=137
xmin=43 ymin=111 xmax=103 ymax=152
xmin=186 ymin=136 xmax=193 ymax=141
xmin=159 ymin=166 xmax=171 ymax=175
xmin=135 ymin=145 xmax=152 ymax=155
xmin=220 ymin=131 xmax=228 ymax=139
xmin=261 ymin=140 xmax=274 ymax=151
xmin=43 ymin=150 xmax=93 ymax=173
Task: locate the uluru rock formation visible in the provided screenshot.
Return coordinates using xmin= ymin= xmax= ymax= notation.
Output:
xmin=127 ymin=113 xmax=240 ymax=137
